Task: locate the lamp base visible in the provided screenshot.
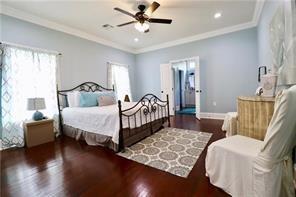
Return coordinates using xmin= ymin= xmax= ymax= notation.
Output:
xmin=33 ymin=111 xmax=44 ymax=121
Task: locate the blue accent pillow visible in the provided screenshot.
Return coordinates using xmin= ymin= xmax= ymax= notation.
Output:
xmin=79 ymin=92 xmax=99 ymax=107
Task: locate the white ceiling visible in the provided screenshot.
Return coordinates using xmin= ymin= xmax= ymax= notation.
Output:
xmin=1 ymin=0 xmax=262 ymax=53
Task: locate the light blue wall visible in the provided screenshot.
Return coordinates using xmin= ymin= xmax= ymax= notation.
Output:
xmin=257 ymin=0 xmax=281 ymax=70
xmin=0 ymin=14 xmax=136 ymax=96
xmin=135 ymin=28 xmax=259 ymax=113
xmin=1 ymin=14 xmax=259 ymax=113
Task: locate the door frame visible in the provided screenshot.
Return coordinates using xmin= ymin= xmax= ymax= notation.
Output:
xmin=170 ymin=56 xmax=200 ymax=64
xmin=169 ymin=56 xmax=201 ymax=119
xmin=160 ymin=64 xmax=175 ymax=116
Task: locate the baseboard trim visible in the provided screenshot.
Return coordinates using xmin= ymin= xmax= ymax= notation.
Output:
xmin=200 ymin=113 xmax=226 ymax=120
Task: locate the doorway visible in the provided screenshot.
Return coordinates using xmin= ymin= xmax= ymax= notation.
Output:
xmin=172 ymin=60 xmax=196 ymax=116
xmin=160 ymin=57 xmax=201 ymax=119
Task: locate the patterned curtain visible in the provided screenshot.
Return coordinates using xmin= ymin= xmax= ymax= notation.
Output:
xmin=270 ymin=0 xmax=296 ymax=188
xmin=0 ymin=44 xmax=60 ymax=150
xmin=0 ymin=47 xmax=3 ymax=149
xmin=270 ymin=0 xmax=296 ymax=86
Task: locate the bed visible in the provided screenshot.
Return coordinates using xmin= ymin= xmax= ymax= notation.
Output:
xmin=57 ymin=82 xmax=170 ymax=152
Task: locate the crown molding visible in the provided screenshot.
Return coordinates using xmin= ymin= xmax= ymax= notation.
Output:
xmin=1 ymin=0 xmax=265 ymax=54
xmin=0 ymin=5 xmax=135 ymax=53
xmin=135 ymin=0 xmax=264 ymax=54
xmin=134 ymin=21 xmax=257 ymax=54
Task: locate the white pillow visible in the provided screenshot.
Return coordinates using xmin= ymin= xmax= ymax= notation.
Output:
xmin=67 ymin=91 xmax=80 ymax=107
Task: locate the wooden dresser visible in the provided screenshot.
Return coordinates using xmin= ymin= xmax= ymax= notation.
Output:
xmin=237 ymin=96 xmax=275 ymax=140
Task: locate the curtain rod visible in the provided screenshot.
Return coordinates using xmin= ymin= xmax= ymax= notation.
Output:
xmin=0 ymin=41 xmax=62 ymax=56
xmin=107 ymin=61 xmax=129 ymax=68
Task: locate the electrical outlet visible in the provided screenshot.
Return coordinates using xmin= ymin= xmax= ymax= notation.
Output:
xmin=213 ymin=101 xmax=217 ymax=106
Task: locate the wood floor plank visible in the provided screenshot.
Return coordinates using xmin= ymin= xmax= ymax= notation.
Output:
xmin=1 ymin=115 xmax=229 ymax=197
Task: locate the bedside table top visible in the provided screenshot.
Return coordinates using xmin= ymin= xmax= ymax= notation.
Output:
xmin=24 ymin=118 xmax=54 ymax=126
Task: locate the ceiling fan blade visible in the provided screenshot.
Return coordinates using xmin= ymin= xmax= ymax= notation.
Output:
xmin=148 ymin=18 xmax=172 ymax=24
xmin=117 ymin=21 xmax=137 ymax=27
xmin=145 ymin=1 xmax=160 ymax=17
xmin=114 ymin=8 xmax=135 ymax=18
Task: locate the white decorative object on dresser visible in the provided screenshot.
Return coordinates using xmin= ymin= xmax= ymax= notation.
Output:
xmin=260 ymin=73 xmax=278 ymax=97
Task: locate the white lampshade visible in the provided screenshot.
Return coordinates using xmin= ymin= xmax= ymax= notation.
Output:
xmin=27 ymin=98 xmax=46 ymax=111
xmin=134 ymin=22 xmax=149 ymax=32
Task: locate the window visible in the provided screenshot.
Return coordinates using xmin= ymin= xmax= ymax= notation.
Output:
xmin=1 ymin=44 xmax=59 ymax=149
xmin=107 ymin=62 xmax=132 ymax=101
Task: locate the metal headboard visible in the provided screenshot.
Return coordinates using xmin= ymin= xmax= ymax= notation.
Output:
xmin=56 ymin=82 xmax=114 ymax=134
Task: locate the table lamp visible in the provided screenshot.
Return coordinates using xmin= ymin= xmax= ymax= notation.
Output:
xmin=27 ymin=98 xmax=46 ymax=121
xmin=124 ymin=95 xmax=130 ymax=102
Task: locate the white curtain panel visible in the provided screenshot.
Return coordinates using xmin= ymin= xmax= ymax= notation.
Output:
xmin=107 ymin=62 xmax=132 ymax=101
xmin=1 ymin=45 xmax=60 ymax=149
xmin=270 ymin=0 xmax=296 ymax=187
xmin=270 ymin=0 xmax=296 ymax=86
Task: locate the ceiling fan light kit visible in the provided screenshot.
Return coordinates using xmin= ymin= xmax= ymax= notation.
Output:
xmin=135 ymin=22 xmax=149 ymax=32
xmin=114 ymin=1 xmax=172 ymax=33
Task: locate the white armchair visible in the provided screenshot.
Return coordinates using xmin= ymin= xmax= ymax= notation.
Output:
xmin=206 ymin=85 xmax=296 ymax=197
xmin=222 ymin=112 xmax=238 ymax=137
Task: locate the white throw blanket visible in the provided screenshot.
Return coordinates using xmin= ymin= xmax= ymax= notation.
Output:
xmin=62 ymin=102 xmax=167 ymax=144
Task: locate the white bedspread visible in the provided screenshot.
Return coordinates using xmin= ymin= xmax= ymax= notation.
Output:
xmin=62 ymin=102 xmax=167 ymax=144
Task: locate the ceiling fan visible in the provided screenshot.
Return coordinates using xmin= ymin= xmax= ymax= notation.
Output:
xmin=114 ymin=1 xmax=172 ymax=33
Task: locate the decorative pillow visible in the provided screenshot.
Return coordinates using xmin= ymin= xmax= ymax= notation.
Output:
xmin=97 ymin=91 xmax=117 ymax=105
xmin=98 ymin=95 xmax=116 ymax=106
xmin=79 ymin=92 xmax=99 ymax=107
xmin=67 ymin=91 xmax=80 ymax=107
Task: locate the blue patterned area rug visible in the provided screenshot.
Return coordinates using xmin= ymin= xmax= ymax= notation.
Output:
xmin=118 ymin=127 xmax=212 ymax=178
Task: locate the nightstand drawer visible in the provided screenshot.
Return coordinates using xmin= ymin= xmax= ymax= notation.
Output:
xmin=24 ymin=119 xmax=54 ymax=147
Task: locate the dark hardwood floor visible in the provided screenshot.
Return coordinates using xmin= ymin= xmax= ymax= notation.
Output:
xmin=1 ymin=115 xmax=229 ymax=197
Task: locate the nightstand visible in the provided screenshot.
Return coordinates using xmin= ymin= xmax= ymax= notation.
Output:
xmin=23 ymin=119 xmax=55 ymax=147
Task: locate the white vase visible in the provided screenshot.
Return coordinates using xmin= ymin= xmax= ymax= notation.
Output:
xmin=260 ymin=74 xmax=278 ymax=97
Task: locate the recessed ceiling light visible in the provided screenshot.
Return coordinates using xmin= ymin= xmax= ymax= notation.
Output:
xmin=134 ymin=38 xmax=139 ymax=42
xmin=214 ymin=12 xmax=222 ymax=19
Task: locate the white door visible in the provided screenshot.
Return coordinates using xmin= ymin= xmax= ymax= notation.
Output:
xmin=160 ymin=64 xmax=175 ymax=115
xmin=194 ymin=57 xmax=201 ymax=119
